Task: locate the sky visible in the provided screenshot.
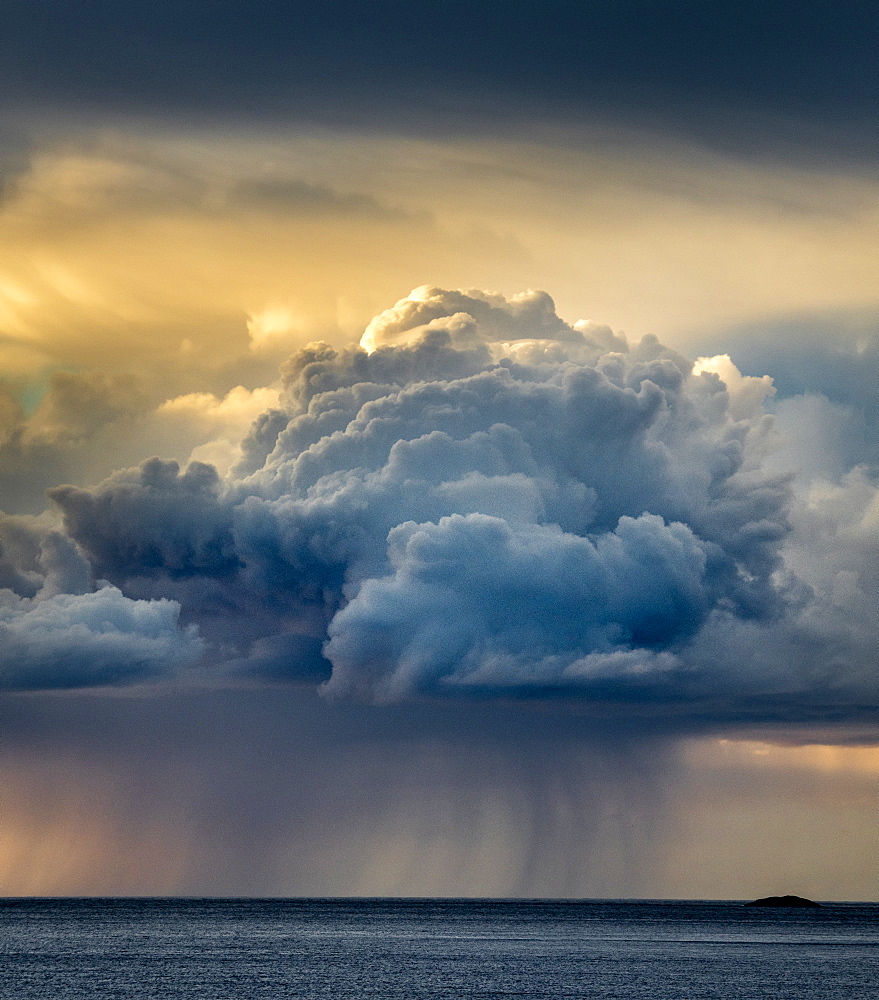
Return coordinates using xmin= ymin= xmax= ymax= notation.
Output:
xmin=0 ymin=1 xmax=877 ymax=899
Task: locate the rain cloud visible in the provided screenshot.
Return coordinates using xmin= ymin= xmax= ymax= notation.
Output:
xmin=0 ymin=284 xmax=863 ymax=723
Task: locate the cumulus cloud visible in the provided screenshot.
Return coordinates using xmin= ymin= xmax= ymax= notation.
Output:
xmin=40 ymin=286 xmax=877 ymax=725
xmin=0 ymin=587 xmax=203 ymax=690
xmin=0 ymin=512 xmax=203 ymax=689
xmin=360 ymin=285 xmax=584 ymax=352
xmin=323 ymin=512 xmax=706 ymax=701
xmin=50 ymin=459 xmax=238 ymax=583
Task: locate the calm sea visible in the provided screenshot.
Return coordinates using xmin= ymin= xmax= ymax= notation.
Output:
xmin=0 ymin=898 xmax=876 ymax=999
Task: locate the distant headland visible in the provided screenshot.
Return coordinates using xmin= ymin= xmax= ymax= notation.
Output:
xmin=744 ymin=895 xmax=821 ymax=908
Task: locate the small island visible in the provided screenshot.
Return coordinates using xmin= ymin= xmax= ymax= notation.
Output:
xmin=745 ymin=895 xmax=821 ymax=908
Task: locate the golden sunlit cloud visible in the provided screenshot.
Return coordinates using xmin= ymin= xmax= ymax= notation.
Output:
xmin=157 ymin=385 xmax=281 ymax=473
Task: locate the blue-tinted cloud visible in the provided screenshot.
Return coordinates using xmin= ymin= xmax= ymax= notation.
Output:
xmin=50 ymin=458 xmax=238 ymax=582
xmin=699 ymin=310 xmax=879 ymax=475
xmin=0 ymin=586 xmax=203 ymax=690
xmin=0 ymin=514 xmax=203 ymax=690
xmin=43 ymin=286 xmax=877 ymax=723
xmin=324 ymin=512 xmax=708 ymax=701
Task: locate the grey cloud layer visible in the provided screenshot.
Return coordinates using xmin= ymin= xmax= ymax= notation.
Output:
xmin=3 ymin=2 xmax=876 ymax=167
xmin=35 ymin=286 xmax=877 ymax=721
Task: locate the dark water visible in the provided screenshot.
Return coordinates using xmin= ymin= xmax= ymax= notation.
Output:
xmin=0 ymin=898 xmax=876 ymax=999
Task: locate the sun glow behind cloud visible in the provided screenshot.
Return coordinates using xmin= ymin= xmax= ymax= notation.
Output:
xmin=0 ymin=129 xmax=876 ymax=383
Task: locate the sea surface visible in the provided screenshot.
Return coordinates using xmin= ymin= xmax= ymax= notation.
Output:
xmin=0 ymin=897 xmax=876 ymax=999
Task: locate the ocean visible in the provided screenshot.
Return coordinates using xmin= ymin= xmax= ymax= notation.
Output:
xmin=1 ymin=897 xmax=876 ymax=999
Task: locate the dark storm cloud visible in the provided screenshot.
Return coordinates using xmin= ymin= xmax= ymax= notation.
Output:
xmin=43 ymin=286 xmax=878 ymax=724
xmin=3 ymin=1 xmax=876 ymax=164
xmin=51 ymin=459 xmax=239 ymax=582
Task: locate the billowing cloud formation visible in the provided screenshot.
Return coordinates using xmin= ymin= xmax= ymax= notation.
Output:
xmin=0 ymin=513 xmax=203 ymax=689
xmin=324 ymin=512 xmax=704 ymax=701
xmin=35 ymin=286 xmax=876 ymax=723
